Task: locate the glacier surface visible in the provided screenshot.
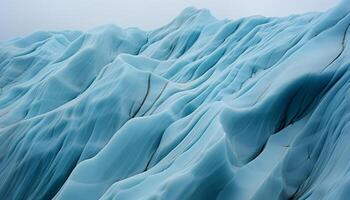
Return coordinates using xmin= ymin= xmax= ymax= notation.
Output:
xmin=1 ymin=1 xmax=350 ymax=200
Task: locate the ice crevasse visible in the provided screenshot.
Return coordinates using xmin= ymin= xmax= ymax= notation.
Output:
xmin=1 ymin=1 xmax=350 ymax=199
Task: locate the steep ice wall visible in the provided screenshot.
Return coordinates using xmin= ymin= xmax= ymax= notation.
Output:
xmin=1 ymin=1 xmax=350 ymax=200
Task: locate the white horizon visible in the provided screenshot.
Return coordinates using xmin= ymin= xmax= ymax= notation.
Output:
xmin=0 ymin=0 xmax=340 ymax=41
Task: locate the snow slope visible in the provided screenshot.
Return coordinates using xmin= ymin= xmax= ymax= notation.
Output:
xmin=1 ymin=1 xmax=350 ymax=199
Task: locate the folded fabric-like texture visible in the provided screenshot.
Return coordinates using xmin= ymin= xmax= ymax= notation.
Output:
xmin=1 ymin=1 xmax=350 ymax=199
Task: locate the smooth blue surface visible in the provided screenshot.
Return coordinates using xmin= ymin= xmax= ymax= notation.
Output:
xmin=1 ymin=1 xmax=350 ymax=199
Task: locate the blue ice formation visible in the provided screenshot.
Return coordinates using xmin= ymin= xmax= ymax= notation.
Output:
xmin=1 ymin=1 xmax=350 ymax=200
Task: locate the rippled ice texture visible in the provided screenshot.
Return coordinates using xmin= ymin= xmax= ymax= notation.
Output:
xmin=1 ymin=1 xmax=350 ymax=200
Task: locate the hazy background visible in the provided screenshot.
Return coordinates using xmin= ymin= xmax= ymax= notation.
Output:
xmin=0 ymin=0 xmax=340 ymax=41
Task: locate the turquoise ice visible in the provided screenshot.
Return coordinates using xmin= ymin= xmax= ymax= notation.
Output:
xmin=1 ymin=1 xmax=350 ymax=199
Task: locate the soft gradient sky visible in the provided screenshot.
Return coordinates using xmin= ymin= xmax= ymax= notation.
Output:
xmin=0 ymin=0 xmax=340 ymax=41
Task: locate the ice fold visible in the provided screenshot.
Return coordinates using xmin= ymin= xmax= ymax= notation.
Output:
xmin=1 ymin=2 xmax=350 ymax=200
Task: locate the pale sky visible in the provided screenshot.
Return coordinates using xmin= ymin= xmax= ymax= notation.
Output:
xmin=0 ymin=0 xmax=340 ymax=41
